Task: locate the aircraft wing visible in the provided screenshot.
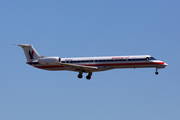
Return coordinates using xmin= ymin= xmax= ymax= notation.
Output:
xmin=60 ymin=63 xmax=98 ymax=71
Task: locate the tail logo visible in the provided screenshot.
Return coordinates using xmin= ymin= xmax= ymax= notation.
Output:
xmin=29 ymin=49 xmax=34 ymax=59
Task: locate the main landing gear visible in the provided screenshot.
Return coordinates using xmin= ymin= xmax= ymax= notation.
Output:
xmin=78 ymin=74 xmax=83 ymax=78
xmin=86 ymin=72 xmax=92 ymax=80
xmin=155 ymin=68 xmax=159 ymax=75
xmin=77 ymin=71 xmax=92 ymax=80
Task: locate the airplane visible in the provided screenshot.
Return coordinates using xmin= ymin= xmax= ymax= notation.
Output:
xmin=15 ymin=44 xmax=168 ymax=80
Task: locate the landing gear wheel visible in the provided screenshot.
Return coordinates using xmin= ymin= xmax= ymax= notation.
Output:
xmin=86 ymin=75 xmax=91 ymax=80
xmin=78 ymin=74 xmax=83 ymax=78
xmin=155 ymin=72 xmax=159 ymax=75
xmin=155 ymin=68 xmax=159 ymax=75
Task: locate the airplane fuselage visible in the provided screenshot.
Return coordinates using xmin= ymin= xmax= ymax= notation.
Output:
xmin=28 ymin=55 xmax=167 ymax=72
xmin=15 ymin=44 xmax=168 ymax=80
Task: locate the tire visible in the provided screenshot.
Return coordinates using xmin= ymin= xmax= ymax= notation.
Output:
xmin=78 ymin=74 xmax=83 ymax=78
xmin=86 ymin=76 xmax=91 ymax=80
xmin=155 ymin=72 xmax=159 ymax=75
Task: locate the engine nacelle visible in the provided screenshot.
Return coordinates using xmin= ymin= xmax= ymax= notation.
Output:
xmin=38 ymin=57 xmax=61 ymax=65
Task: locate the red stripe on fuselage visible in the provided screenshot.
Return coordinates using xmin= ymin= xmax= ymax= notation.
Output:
xmin=34 ymin=62 xmax=165 ymax=69
xmin=85 ymin=62 xmax=165 ymax=67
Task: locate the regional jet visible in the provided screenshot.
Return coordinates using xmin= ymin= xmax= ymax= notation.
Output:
xmin=15 ymin=44 xmax=168 ymax=80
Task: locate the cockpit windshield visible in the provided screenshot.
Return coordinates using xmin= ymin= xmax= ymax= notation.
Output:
xmin=150 ymin=57 xmax=156 ymax=60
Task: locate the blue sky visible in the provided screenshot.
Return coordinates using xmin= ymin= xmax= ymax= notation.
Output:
xmin=0 ymin=0 xmax=180 ymax=120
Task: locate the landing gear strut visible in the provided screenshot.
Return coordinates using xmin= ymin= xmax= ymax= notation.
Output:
xmin=78 ymin=70 xmax=83 ymax=79
xmin=86 ymin=72 xmax=92 ymax=80
xmin=155 ymin=68 xmax=159 ymax=75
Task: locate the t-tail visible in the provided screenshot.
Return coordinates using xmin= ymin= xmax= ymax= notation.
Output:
xmin=15 ymin=44 xmax=41 ymax=62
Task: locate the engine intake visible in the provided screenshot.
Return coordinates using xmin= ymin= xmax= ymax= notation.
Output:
xmin=38 ymin=57 xmax=61 ymax=65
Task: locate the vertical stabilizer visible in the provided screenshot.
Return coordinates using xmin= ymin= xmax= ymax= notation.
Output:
xmin=15 ymin=44 xmax=41 ymax=62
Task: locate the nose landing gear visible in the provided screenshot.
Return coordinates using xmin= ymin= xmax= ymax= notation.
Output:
xmin=155 ymin=68 xmax=159 ymax=75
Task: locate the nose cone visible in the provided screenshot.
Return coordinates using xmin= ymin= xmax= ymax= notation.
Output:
xmin=164 ymin=63 xmax=168 ymax=66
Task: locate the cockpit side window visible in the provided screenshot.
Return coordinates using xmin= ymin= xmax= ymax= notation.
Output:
xmin=146 ymin=57 xmax=150 ymax=60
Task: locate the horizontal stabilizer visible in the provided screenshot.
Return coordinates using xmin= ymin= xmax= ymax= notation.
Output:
xmin=14 ymin=44 xmax=31 ymax=47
